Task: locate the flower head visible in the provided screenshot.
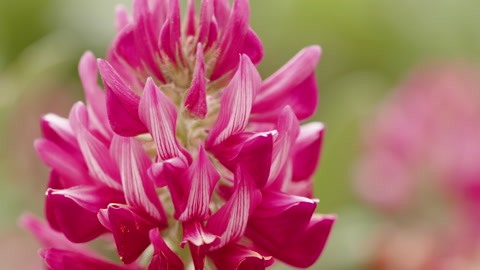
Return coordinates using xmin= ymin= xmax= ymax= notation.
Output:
xmin=26 ymin=0 xmax=335 ymax=269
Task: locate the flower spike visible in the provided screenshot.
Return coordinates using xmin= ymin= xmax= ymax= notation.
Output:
xmin=29 ymin=1 xmax=333 ymax=269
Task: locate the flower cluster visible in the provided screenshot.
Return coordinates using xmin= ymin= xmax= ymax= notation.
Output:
xmin=356 ymin=63 xmax=480 ymax=270
xmin=23 ymin=0 xmax=335 ymax=269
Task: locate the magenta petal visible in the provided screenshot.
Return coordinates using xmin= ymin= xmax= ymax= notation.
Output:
xmin=40 ymin=248 xmax=129 ymax=270
xmin=285 ymin=180 xmax=314 ymax=199
xmin=131 ymin=0 xmax=165 ymax=82
xmin=97 ymin=208 xmax=112 ymax=231
xmin=205 ymin=19 xmax=218 ymax=50
xmin=115 ymin=5 xmax=130 ymax=32
xmin=207 ymin=165 xmax=262 ymax=249
xmin=148 ymin=228 xmax=184 ymax=270
xmin=210 ymin=0 xmax=250 ymax=80
xmin=181 ymin=220 xmax=219 ymax=248
xmin=208 ymin=244 xmax=274 ymax=270
xmin=41 ymin=114 xmax=80 ymax=155
xmin=79 ymin=51 xmax=113 ymax=140
xmin=106 ymin=204 xmax=156 ymax=264
xmin=150 ymin=0 xmax=168 ymax=32
xmin=206 ymin=55 xmax=261 ymax=147
xmin=292 ymin=122 xmax=325 ymax=182
xmin=184 ymin=44 xmax=207 ymax=119
xmin=39 ymin=114 xmax=84 ymax=169
xmin=181 ymin=220 xmax=219 ymax=270
xmin=46 ymin=186 xmax=124 ymax=243
xmin=70 ymin=103 xmax=123 ymax=191
xmin=168 ymin=0 xmax=182 ymax=60
xmin=211 ymin=132 xmax=273 ymax=189
xmin=246 ymin=190 xmax=318 ymax=247
xmin=150 ymin=158 xmax=188 ymax=219
xmin=98 ymin=59 xmax=147 ymax=136
xmin=19 ymin=213 xmax=96 ymax=256
xmin=212 ymin=0 xmax=231 ymax=29
xmin=241 ymin=29 xmax=264 ymax=66
xmin=110 ymin=135 xmax=167 ymax=225
xmin=159 ymin=0 xmax=181 ymax=62
xmin=178 ymin=145 xmax=220 ymax=222
xmin=106 ymin=47 xmax=145 ymax=92
xmin=268 ymin=106 xmax=300 ymax=185
xmin=34 ymin=139 xmax=91 ymax=186
xmin=110 ymin=26 xmax=146 ymax=81
xmin=185 ymin=0 xmax=197 ymax=37
xmin=148 ymin=157 xmax=187 ymax=188
xmin=198 ymin=0 xmax=214 ymax=44
xmin=139 ymin=78 xmax=190 ymax=163
xmin=231 ymin=133 xmax=273 ymax=189
xmin=252 ymin=46 xmax=321 ymax=122
xmin=258 ymin=214 xmax=335 ymax=268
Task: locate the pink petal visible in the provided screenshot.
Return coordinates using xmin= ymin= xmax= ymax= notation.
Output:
xmin=70 ymin=103 xmax=123 ymax=191
xmin=40 ymin=114 xmax=84 ymax=165
xmin=168 ymin=0 xmax=181 ymax=58
xmin=205 ymin=19 xmax=218 ymax=50
xmin=45 ymin=171 xmax=67 ymax=231
xmin=184 ymin=44 xmax=207 ymax=119
xmin=110 ymin=26 xmax=146 ymax=82
xmin=185 ymin=0 xmax=197 ymax=37
xmin=46 ymin=186 xmax=124 ymax=243
xmin=148 ymin=228 xmax=184 ymax=270
xmin=139 ymin=78 xmax=190 ymax=163
xmin=148 ymin=156 xmax=187 ymax=187
xmin=110 ymin=135 xmax=167 ymax=225
xmin=150 ymin=0 xmax=168 ymax=33
xmin=149 ymin=158 xmax=188 ymax=218
xmin=40 ymin=248 xmax=129 ymax=270
xmin=181 ymin=220 xmax=219 ymax=270
xmin=210 ymin=0 xmax=250 ymax=80
xmin=181 ymin=220 xmax=219 ymax=248
xmin=106 ymin=46 xmax=145 ymax=92
xmin=285 ymin=179 xmax=314 ymax=198
xmin=198 ymin=0 xmax=214 ymax=44
xmin=291 ymin=122 xmax=325 ymax=182
xmin=97 ymin=59 xmax=148 ymax=136
xmin=19 ymin=213 xmax=96 ymax=256
xmin=131 ymin=0 xmax=165 ymax=81
xmin=106 ymin=204 xmax=157 ymax=264
xmin=241 ymin=28 xmax=264 ymax=66
xmin=206 ymin=55 xmax=261 ymax=147
xmin=34 ymin=139 xmax=91 ymax=186
xmin=79 ymin=51 xmax=113 ymax=141
xmin=159 ymin=0 xmax=182 ymax=62
xmin=208 ymin=244 xmax=274 ymax=270
xmin=188 ymin=244 xmax=208 ymax=270
xmin=251 ymin=46 xmax=321 ymax=122
xmin=267 ymin=106 xmax=300 ymax=186
xmin=207 ymin=165 xmax=262 ymax=249
xmin=115 ymin=5 xmax=130 ymax=32
xmin=178 ymin=145 xmax=220 ymax=222
xmin=97 ymin=208 xmax=112 ymax=231
xmin=256 ymin=214 xmax=335 ymax=268
xmin=246 ymin=190 xmax=318 ymax=247
xmin=212 ymin=0 xmax=230 ymax=29
xmin=210 ymin=132 xmax=273 ymax=189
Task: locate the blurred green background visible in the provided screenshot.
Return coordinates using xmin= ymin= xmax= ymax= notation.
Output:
xmin=1 ymin=0 xmax=480 ymax=269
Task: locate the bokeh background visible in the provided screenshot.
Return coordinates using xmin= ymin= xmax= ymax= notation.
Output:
xmin=1 ymin=0 xmax=480 ymax=269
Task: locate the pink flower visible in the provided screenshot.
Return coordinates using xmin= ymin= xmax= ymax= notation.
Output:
xmin=356 ymin=63 xmax=480 ymax=269
xmin=26 ymin=0 xmax=335 ymax=269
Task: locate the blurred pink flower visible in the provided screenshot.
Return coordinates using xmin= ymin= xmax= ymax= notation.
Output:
xmin=356 ymin=63 xmax=480 ymax=270
xmin=25 ymin=0 xmax=335 ymax=269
